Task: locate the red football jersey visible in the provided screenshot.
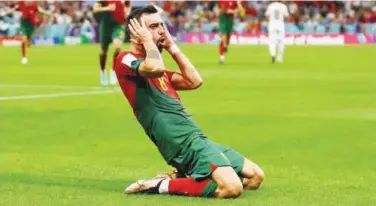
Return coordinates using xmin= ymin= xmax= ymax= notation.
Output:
xmin=115 ymin=51 xmax=181 ymax=116
xmin=104 ymin=0 xmax=126 ymax=24
xmin=18 ymin=1 xmax=39 ymax=25
xmin=114 ymin=51 xmax=204 ymax=163
xmin=219 ymin=0 xmax=238 ymax=17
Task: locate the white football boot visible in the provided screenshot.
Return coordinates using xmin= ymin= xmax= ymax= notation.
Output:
xmin=125 ymin=176 xmax=169 ymax=194
xmin=21 ymin=57 xmax=28 ymax=64
xmin=277 ymin=55 xmax=283 ymax=63
xmin=219 ymin=55 xmax=225 ymax=64
xmin=100 ymin=70 xmax=108 ymax=86
xmin=109 ymin=70 xmax=118 ymax=85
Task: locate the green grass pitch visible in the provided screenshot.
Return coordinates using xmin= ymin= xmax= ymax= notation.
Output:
xmin=0 ymin=44 xmax=375 ymax=206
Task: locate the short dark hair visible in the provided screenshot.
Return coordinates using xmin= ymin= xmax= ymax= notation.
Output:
xmin=126 ymin=5 xmax=158 ymax=36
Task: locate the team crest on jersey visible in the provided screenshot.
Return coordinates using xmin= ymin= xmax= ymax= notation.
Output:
xmin=121 ymin=53 xmax=137 ymax=67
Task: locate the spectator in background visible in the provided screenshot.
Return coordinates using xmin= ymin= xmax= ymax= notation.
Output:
xmin=80 ymin=16 xmax=95 ymax=42
xmin=184 ymin=14 xmax=200 ymax=32
xmin=55 ymin=8 xmax=72 ymax=24
xmin=0 ymin=17 xmax=10 ymax=36
xmin=1 ymin=0 xmax=375 ymax=42
xmin=234 ymin=16 xmax=248 ymax=33
xmin=372 ymin=6 xmax=376 ymax=22
xmin=247 ymin=17 xmax=261 ymax=34
xmin=165 ymin=15 xmax=178 ymax=38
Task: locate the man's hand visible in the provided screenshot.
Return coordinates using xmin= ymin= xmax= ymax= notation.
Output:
xmin=128 ymin=18 xmax=153 ymax=43
xmin=128 ymin=18 xmax=166 ymax=78
xmin=107 ymin=3 xmax=116 ymax=11
xmin=237 ymin=0 xmax=245 ymax=17
xmin=93 ymin=3 xmax=115 ymax=13
xmin=226 ymin=9 xmax=236 ymax=15
xmin=161 ymin=27 xmax=175 ymax=51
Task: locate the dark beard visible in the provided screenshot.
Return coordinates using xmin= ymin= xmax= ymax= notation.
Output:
xmin=157 ymin=44 xmax=163 ymax=53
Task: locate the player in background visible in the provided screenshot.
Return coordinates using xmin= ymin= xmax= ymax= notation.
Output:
xmin=217 ymin=0 xmax=244 ymax=64
xmin=265 ymin=1 xmax=289 ymax=63
xmin=93 ymin=0 xmax=129 ymax=86
xmin=115 ymin=6 xmax=264 ymax=198
xmin=2 ymin=1 xmax=53 ymax=64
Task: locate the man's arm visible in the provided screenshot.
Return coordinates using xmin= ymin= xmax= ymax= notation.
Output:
xmin=218 ymin=2 xmax=235 ymax=15
xmin=128 ymin=18 xmax=165 ymax=78
xmin=161 ymin=28 xmax=202 ymax=90
xmin=221 ymin=1 xmax=244 ymax=15
xmin=138 ymin=39 xmax=166 ymax=78
xmin=168 ymin=47 xmax=203 ymax=90
xmin=283 ymin=5 xmax=290 ymax=20
xmin=93 ymin=2 xmax=115 ymax=13
xmin=237 ymin=0 xmax=245 ymax=16
xmin=37 ymin=6 xmax=54 ymax=16
xmin=265 ymin=5 xmax=271 ymax=21
xmin=124 ymin=3 xmax=130 ymax=17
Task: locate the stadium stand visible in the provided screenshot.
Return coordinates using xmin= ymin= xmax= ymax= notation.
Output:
xmin=0 ymin=1 xmax=375 ymax=41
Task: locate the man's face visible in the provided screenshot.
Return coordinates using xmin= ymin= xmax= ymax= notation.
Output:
xmin=141 ymin=13 xmax=165 ymax=52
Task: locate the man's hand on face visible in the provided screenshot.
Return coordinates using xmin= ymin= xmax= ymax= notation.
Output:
xmin=128 ymin=18 xmax=153 ymax=43
xmin=160 ymin=27 xmax=175 ymax=50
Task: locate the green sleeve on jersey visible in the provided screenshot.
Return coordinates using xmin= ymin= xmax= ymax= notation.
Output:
xmin=130 ymin=59 xmax=143 ymax=75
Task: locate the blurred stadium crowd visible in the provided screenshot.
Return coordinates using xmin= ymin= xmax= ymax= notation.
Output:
xmin=0 ymin=0 xmax=375 ymax=38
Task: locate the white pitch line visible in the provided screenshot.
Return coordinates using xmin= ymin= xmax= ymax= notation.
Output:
xmin=0 ymin=90 xmax=120 ymax=101
xmin=286 ymin=110 xmax=376 ymax=121
xmin=0 ymin=84 xmax=107 ymax=90
xmin=198 ymin=69 xmax=376 ymax=80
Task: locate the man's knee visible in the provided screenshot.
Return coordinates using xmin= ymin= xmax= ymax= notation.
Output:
xmin=240 ymin=158 xmax=265 ymax=190
xmin=21 ymin=35 xmax=28 ymax=43
xmin=212 ymin=166 xmax=244 ymax=198
xmin=254 ymin=165 xmax=265 ymax=186
xmin=220 ymin=35 xmax=228 ymax=45
xmin=216 ymin=181 xmax=243 ymax=198
xmin=244 ymin=168 xmax=265 ymax=190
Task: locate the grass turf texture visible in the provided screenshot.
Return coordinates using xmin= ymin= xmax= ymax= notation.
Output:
xmin=0 ymin=44 xmax=375 ymax=206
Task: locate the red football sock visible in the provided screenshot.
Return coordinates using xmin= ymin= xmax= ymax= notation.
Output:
xmin=160 ymin=178 xmax=217 ymax=197
xmin=219 ymin=41 xmax=225 ymax=55
xmin=21 ymin=42 xmax=26 ymax=58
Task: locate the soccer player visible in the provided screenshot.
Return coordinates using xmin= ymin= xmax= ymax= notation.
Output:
xmin=3 ymin=1 xmax=52 ymax=64
xmin=114 ymin=6 xmax=264 ymax=198
xmin=93 ymin=0 xmax=129 ymax=85
xmin=218 ymin=0 xmax=244 ymax=64
xmin=265 ymin=1 xmax=289 ymax=63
